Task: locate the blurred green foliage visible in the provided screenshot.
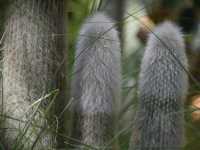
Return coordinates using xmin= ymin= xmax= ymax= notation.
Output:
xmin=68 ymin=0 xmax=91 ymax=75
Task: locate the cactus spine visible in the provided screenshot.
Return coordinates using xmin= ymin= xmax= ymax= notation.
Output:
xmin=129 ymin=21 xmax=188 ymax=150
xmin=72 ymin=12 xmax=121 ymax=149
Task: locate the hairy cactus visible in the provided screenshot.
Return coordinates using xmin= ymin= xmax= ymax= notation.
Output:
xmin=129 ymin=21 xmax=188 ymax=150
xmin=71 ymin=12 xmax=121 ymax=149
xmin=3 ymin=0 xmax=66 ymax=149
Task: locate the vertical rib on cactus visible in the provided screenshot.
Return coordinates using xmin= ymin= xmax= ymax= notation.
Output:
xmin=3 ymin=0 xmax=66 ymax=149
xmin=72 ymin=12 xmax=121 ymax=149
xmin=129 ymin=21 xmax=188 ymax=150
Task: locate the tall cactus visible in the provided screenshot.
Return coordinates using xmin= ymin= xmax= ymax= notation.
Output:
xmin=129 ymin=21 xmax=188 ymax=150
xmin=3 ymin=0 xmax=66 ymax=149
xmin=71 ymin=12 xmax=121 ymax=149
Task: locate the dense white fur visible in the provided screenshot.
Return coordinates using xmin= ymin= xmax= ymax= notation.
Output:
xmin=130 ymin=21 xmax=188 ymax=150
xmin=2 ymin=0 xmax=64 ymax=149
xmin=73 ymin=12 xmax=121 ymax=114
xmin=72 ymin=12 xmax=121 ymax=147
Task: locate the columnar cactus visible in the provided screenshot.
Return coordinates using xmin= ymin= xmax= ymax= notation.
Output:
xmin=72 ymin=12 xmax=121 ymax=149
xmin=129 ymin=21 xmax=188 ymax=150
xmin=3 ymin=0 xmax=66 ymax=149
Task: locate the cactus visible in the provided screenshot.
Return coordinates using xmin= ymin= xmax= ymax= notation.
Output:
xmin=3 ymin=0 xmax=66 ymax=149
xmin=129 ymin=21 xmax=188 ymax=150
xmin=71 ymin=12 xmax=121 ymax=149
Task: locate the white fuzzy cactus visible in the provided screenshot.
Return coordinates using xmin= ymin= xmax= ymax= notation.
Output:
xmin=71 ymin=12 xmax=121 ymax=149
xmin=129 ymin=21 xmax=188 ymax=150
xmin=2 ymin=0 xmax=65 ymax=149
